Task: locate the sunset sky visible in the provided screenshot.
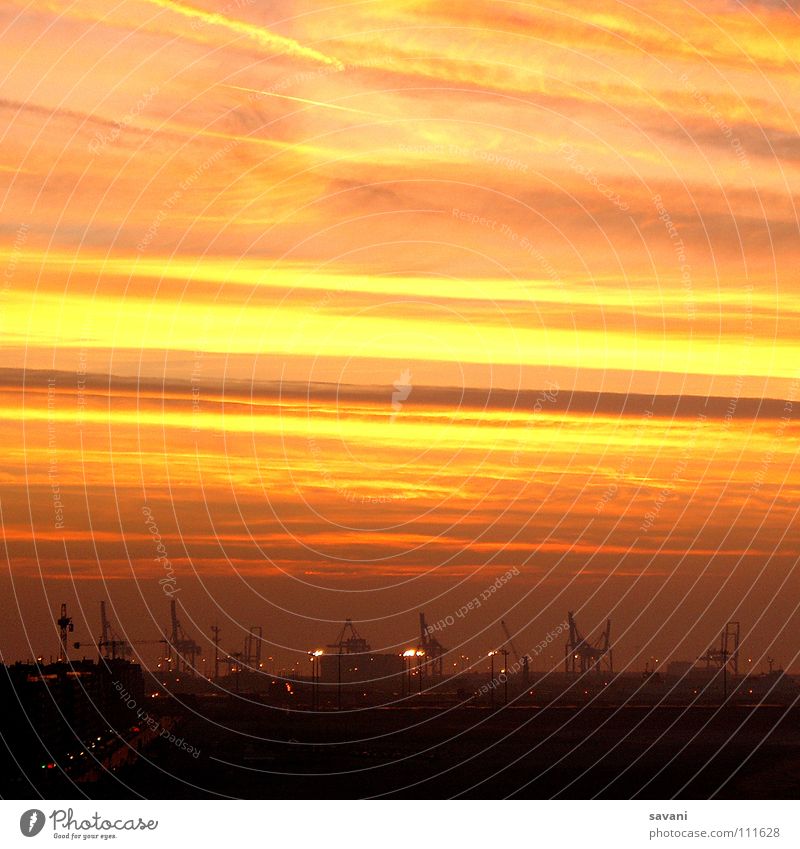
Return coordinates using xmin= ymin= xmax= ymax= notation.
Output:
xmin=1 ymin=0 xmax=799 ymax=673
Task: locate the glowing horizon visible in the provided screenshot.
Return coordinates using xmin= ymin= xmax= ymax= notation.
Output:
xmin=2 ymin=0 xmax=799 ymax=669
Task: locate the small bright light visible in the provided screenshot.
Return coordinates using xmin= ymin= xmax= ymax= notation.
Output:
xmin=403 ymin=649 xmax=417 ymax=657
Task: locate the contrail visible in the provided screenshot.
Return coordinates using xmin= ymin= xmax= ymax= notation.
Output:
xmin=142 ymin=0 xmax=342 ymax=68
xmin=224 ymin=84 xmax=377 ymax=117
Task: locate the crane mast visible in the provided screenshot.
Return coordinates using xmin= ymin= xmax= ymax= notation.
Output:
xmin=564 ymin=611 xmax=613 ymax=675
xmin=56 ymin=603 xmax=74 ymax=662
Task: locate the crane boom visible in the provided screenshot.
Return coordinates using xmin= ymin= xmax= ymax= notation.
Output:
xmin=500 ymin=619 xmax=521 ymax=663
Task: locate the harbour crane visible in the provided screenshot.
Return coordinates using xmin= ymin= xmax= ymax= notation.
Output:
xmin=564 ymin=611 xmax=613 ymax=675
xmin=327 ymin=619 xmax=370 ymax=654
xmin=500 ymin=619 xmax=521 ymax=663
xmin=73 ymin=601 xmax=132 ymax=660
xmin=418 ymin=612 xmax=445 ymax=677
xmin=164 ymin=600 xmax=201 ymax=673
xmin=56 ymin=603 xmax=74 ymax=662
xmin=98 ymin=601 xmax=131 ymax=659
xmin=243 ymin=625 xmax=263 ymax=670
xmin=700 ymin=621 xmax=740 ymax=676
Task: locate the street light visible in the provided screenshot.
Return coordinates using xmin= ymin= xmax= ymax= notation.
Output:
xmin=337 ymin=647 xmax=343 ymax=711
xmin=499 ymin=648 xmax=510 ymax=705
xmin=488 ymin=651 xmax=496 ymax=709
xmin=403 ymin=649 xmax=416 ymax=696
xmin=309 ymin=650 xmax=323 ymax=710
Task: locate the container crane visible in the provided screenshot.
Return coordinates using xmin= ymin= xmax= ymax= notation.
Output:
xmin=500 ymin=619 xmax=521 ymax=662
xmin=243 ymin=625 xmax=263 ymax=670
xmin=73 ymin=601 xmax=132 ymax=660
xmin=564 ymin=611 xmax=613 ymax=675
xmin=327 ymin=619 xmax=370 ymax=654
xmin=164 ymin=599 xmax=201 ymax=673
xmin=700 ymin=621 xmax=740 ymax=675
xmin=98 ymin=601 xmax=131 ymax=660
xmin=419 ymin=612 xmax=445 ymax=677
xmin=56 ymin=603 xmax=74 ymax=662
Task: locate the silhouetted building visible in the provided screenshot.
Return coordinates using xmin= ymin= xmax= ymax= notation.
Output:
xmin=0 ymin=658 xmax=143 ymax=776
xmin=319 ymin=652 xmax=403 ymax=688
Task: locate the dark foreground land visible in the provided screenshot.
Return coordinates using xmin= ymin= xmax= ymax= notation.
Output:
xmin=6 ymin=701 xmax=799 ymax=799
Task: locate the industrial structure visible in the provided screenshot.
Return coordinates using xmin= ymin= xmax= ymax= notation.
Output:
xmin=700 ymin=621 xmax=740 ymax=676
xmin=319 ymin=619 xmax=404 ymax=688
xmin=242 ymin=625 xmax=263 ymax=671
xmin=98 ymin=601 xmax=131 ymax=660
xmin=211 ymin=624 xmax=222 ymax=680
xmin=164 ymin=600 xmax=201 ymax=673
xmin=31 ymin=602 xmax=798 ymax=713
xmin=5 ymin=603 xmax=800 ymax=801
xmin=327 ymin=618 xmax=369 ymax=655
xmin=418 ymin=612 xmax=446 ymax=677
xmin=564 ymin=611 xmax=613 ymax=675
xmin=56 ymin=603 xmax=74 ymax=662
xmin=73 ymin=601 xmax=132 ymax=661
xmin=500 ymin=619 xmax=530 ymax=683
